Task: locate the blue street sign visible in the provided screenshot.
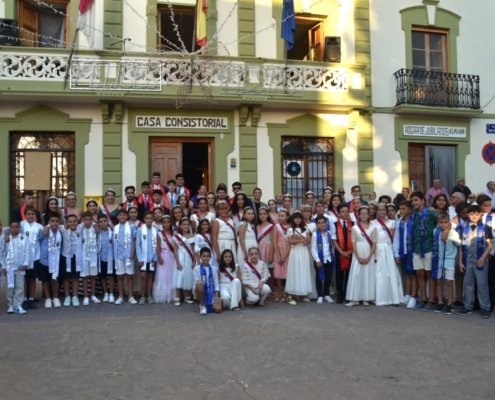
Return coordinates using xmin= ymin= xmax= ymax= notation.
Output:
xmin=487 ymin=124 xmax=495 ymax=133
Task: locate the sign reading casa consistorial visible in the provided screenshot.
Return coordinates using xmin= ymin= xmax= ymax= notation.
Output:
xmin=403 ymin=124 xmax=467 ymax=138
xmin=136 ymin=116 xmax=229 ymax=129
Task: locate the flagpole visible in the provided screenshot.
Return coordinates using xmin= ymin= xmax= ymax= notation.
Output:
xmin=63 ymin=28 xmax=79 ymax=90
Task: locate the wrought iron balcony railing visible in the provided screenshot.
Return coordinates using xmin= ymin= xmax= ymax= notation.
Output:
xmin=394 ymin=68 xmax=480 ymax=110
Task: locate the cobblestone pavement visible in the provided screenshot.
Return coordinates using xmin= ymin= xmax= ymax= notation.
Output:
xmin=1 ymin=288 xmax=494 ymax=400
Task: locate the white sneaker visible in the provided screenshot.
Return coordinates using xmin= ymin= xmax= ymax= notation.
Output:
xmin=108 ymin=294 xmax=115 ymax=303
xmin=15 ymin=306 xmax=27 ymax=315
xmin=324 ymin=296 xmax=334 ymax=303
xmin=363 ymin=301 xmax=369 ymax=306
xmin=63 ymin=297 xmax=71 ymax=307
xmin=103 ymin=293 xmax=109 ymax=302
xmin=128 ymin=296 xmax=138 ymax=305
xmin=345 ymin=301 xmax=359 ymax=307
xmin=7 ymin=306 xmax=15 ymax=314
xmin=114 ymin=297 xmax=123 ymax=305
xmin=45 ymin=299 xmax=53 ymax=309
xmin=404 ymin=294 xmax=411 ymax=305
xmin=53 ymin=298 xmax=62 ymax=308
xmin=175 ymin=298 xmax=181 ymax=306
xmin=82 ymin=297 xmax=90 ymax=306
xmin=317 ymin=297 xmax=323 ymax=304
xmin=407 ymin=297 xmax=417 ymax=309
xmin=184 ymin=297 xmax=194 ymax=304
xmin=72 ymin=296 xmax=80 ymax=307
xmin=199 ymin=306 xmax=207 ymax=315
xmin=302 ymin=297 xmax=311 ymax=302
xmin=91 ymin=295 xmax=101 ymax=304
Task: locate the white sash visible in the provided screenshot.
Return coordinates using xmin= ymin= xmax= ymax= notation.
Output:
xmin=66 ymin=229 xmax=82 ymax=274
xmin=80 ymin=225 xmax=98 ymax=277
xmin=114 ymin=222 xmax=132 ymax=267
xmin=98 ymin=228 xmax=114 ymax=274
xmin=140 ymin=226 xmax=158 ymax=272
xmin=48 ymin=230 xmax=62 ymax=279
xmin=6 ymin=236 xmax=28 ymax=288
xmin=22 ymin=221 xmax=40 ymax=269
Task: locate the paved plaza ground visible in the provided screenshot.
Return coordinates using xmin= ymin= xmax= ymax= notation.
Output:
xmin=1 ymin=288 xmax=494 ymax=400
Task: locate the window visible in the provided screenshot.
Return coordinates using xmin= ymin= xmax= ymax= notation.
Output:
xmin=18 ymin=0 xmax=69 ymax=48
xmin=287 ymin=17 xmax=325 ymax=61
xmin=158 ymin=7 xmax=199 ymax=53
xmin=412 ymin=29 xmax=448 ymax=72
xmin=11 ymin=132 xmax=75 ymax=211
xmin=281 ymin=137 xmax=334 ymax=209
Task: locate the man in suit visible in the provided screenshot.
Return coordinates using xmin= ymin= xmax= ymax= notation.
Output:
xmin=347 ymin=185 xmax=368 ymax=212
xmin=252 ymin=188 xmax=267 ymax=221
xmin=119 ymin=186 xmax=145 ymax=220
xmin=11 ymin=190 xmax=42 ymax=222
xmin=175 ymin=173 xmax=191 ymax=199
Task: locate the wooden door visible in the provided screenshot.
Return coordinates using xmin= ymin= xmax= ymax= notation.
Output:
xmin=151 ymin=142 xmax=182 ymax=182
xmin=19 ymin=1 xmax=39 ymax=47
xmin=408 ymin=144 xmax=426 ymax=193
xmin=309 ymin=22 xmax=323 ymax=61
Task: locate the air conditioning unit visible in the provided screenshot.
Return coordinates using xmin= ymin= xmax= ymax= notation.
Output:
xmin=283 ymin=160 xmax=305 ymax=178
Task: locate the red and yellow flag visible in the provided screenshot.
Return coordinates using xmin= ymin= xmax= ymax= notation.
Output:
xmin=196 ymin=0 xmax=208 ymax=47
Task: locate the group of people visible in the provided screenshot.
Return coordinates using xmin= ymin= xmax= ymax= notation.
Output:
xmin=1 ymin=172 xmax=494 ymax=319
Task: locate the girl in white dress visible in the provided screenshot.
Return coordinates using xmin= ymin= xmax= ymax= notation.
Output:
xmin=238 ymin=207 xmax=258 ymax=263
xmin=346 ymin=206 xmax=377 ymax=306
xmin=211 ymin=201 xmax=237 ymax=264
xmin=190 ymin=196 xmax=215 ymax=232
xmin=173 ymin=217 xmax=195 ymax=306
xmin=302 ymin=204 xmax=318 ymax=300
xmin=171 ymin=205 xmax=184 ymax=233
xmin=218 ymin=249 xmax=243 ymax=311
xmin=285 ymin=211 xmax=312 ymax=305
xmin=154 ymin=215 xmax=176 ymax=303
xmin=373 ymin=204 xmax=404 ymax=306
xmin=194 ymin=218 xmax=217 ymax=268
xmin=257 ymin=207 xmax=275 ymax=296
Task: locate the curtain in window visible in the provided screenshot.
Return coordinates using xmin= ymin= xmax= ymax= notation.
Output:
xmin=39 ymin=9 xmax=65 ymax=48
xmin=425 ymin=146 xmax=456 ymax=193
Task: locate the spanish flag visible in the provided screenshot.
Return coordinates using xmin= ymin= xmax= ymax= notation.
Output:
xmin=196 ymin=0 xmax=208 ymax=47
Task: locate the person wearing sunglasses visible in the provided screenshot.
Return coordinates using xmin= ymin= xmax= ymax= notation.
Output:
xmin=467 ymin=194 xmax=477 ymax=204
xmin=337 ymin=188 xmax=347 ymax=202
xmin=451 ymin=177 xmax=472 ymax=200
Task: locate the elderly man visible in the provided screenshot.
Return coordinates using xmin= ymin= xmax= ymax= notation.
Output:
xmin=448 ymin=192 xmax=465 ymax=219
xmin=482 ymin=181 xmax=495 ymax=210
xmin=451 ymin=177 xmax=472 ymax=199
xmin=425 ymin=179 xmax=450 ymax=206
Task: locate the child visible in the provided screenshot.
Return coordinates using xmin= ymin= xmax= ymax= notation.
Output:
xmin=304 ymin=191 xmax=314 ymax=214
xmin=410 ymin=191 xmax=438 ymax=311
xmin=387 ymin=204 xmax=398 ymax=222
xmin=211 ymin=201 xmax=237 ymax=264
xmin=286 ymin=211 xmax=312 ymax=305
xmin=458 ymin=205 xmax=493 ymax=318
xmin=190 ymin=196 xmax=215 ymax=232
xmin=345 ymin=206 xmax=377 ymax=307
xmin=368 ymin=203 xmax=377 ymax=222
xmin=21 ymin=206 xmax=43 ymax=309
xmin=373 ymin=203 xmax=403 ymax=306
xmin=175 ymin=173 xmax=191 ymax=199
xmin=242 ymin=246 xmax=271 ymax=306
xmin=148 ymin=189 xmax=170 ymax=216
xmin=350 ymin=197 xmax=363 ymax=222
xmin=59 ymin=214 xmax=82 ymax=307
xmin=113 ymin=209 xmax=137 ymax=305
xmin=311 ymin=215 xmax=336 ymax=304
xmin=194 ymin=247 xmax=221 ymax=315
xmin=326 ymin=194 xmax=342 ymax=223
xmin=152 ymin=207 xmax=164 ymax=231
xmin=452 ymin=201 xmax=469 ymax=307
xmin=137 ymin=181 xmax=151 ymax=209
xmin=171 ymin=205 xmax=184 ymax=232
xmin=432 ymin=212 xmax=461 ymax=315
xmin=3 ymin=221 xmax=31 ymax=314
xmin=163 ymin=179 xmax=177 ymax=209
xmin=79 ymin=211 xmax=100 ymax=306
xmin=136 ymin=211 xmax=158 ymax=305
xmin=332 ymin=203 xmax=354 ymax=304
xmin=128 ymin=206 xmax=143 ymax=229
xmin=273 ymin=209 xmax=291 ymax=302
xmin=0 ymin=220 xmax=6 ymax=288
xmin=154 ymin=215 xmax=176 ymax=303
xmin=256 ymin=207 xmax=275 ymax=295
xmin=302 ymin=204 xmax=318 ymax=300
xmin=218 ymin=249 xmax=243 ymax=311
xmin=238 ymin=207 xmax=257 ymax=263
xmin=194 ymin=218 xmax=217 ymax=267
xmin=177 ymin=194 xmax=191 ymax=219
xmin=151 ymin=172 xmax=168 ymax=196
xmin=38 ymin=212 xmax=62 ymax=308
xmin=173 ymin=217 xmax=195 ymax=306
xmin=97 ymin=214 xmax=115 ymax=303
xmin=393 ymin=200 xmax=418 ymax=309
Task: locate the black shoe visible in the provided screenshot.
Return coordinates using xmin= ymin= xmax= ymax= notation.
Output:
xmin=482 ymin=309 xmax=490 ymax=319
xmin=444 ymin=304 xmax=455 ymax=315
xmin=33 ymin=298 xmax=39 ymax=303
xmin=27 ymin=300 xmax=38 ymax=309
xmin=453 ymin=300 xmax=464 ymax=308
xmin=458 ymin=308 xmax=472 ymax=316
xmin=434 ymin=303 xmax=444 ymax=313
xmin=337 ymin=297 xmax=344 ymax=304
xmin=22 ymin=300 xmax=28 ymax=310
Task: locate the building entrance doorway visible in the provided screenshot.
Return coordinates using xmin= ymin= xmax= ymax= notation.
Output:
xmin=150 ymin=138 xmax=213 ymax=195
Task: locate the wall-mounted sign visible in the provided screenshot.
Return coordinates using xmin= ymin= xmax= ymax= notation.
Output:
xmin=403 ymin=124 xmax=466 ymax=138
xmin=486 ymin=124 xmax=495 ymax=134
xmin=482 ymin=142 xmax=495 ymax=165
xmin=230 ymin=158 xmax=237 ymax=170
xmin=136 ymin=116 xmax=228 ymax=129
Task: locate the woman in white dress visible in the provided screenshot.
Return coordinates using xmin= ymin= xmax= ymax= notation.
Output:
xmin=285 ymin=211 xmax=313 ymax=305
xmin=194 ymin=218 xmax=217 ymax=268
xmin=302 ymin=205 xmax=318 ymax=300
xmin=173 ymin=217 xmax=195 ymax=306
xmin=211 ymin=200 xmax=237 ymax=264
xmin=373 ymin=204 xmax=404 ymax=306
xmin=154 ymin=215 xmax=176 ymax=303
xmin=238 ymin=207 xmax=258 ymax=263
xmin=346 ymin=206 xmax=377 ymax=306
xmin=218 ymin=249 xmax=243 ymax=311
xmin=190 ymin=196 xmax=216 ymax=232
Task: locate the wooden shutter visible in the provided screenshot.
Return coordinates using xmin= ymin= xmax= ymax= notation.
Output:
xmin=19 ymin=0 xmax=40 ymax=47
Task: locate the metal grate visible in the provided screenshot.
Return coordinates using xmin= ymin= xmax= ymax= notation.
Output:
xmin=10 ymin=133 xmax=76 ymax=211
xmin=281 ymin=137 xmax=334 ymax=209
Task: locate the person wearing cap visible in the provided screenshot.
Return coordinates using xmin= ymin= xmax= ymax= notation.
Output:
xmin=99 ymin=188 xmax=120 ymax=228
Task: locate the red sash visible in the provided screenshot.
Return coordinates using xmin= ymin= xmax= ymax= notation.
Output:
xmin=257 ymin=224 xmax=274 ymax=243
xmin=277 ymin=223 xmax=290 ymax=242
xmin=329 ymin=209 xmax=339 ymax=219
xmin=303 ymin=222 xmax=313 ymax=236
xmin=160 ymin=230 xmax=174 ymax=252
xmin=174 ymin=234 xmax=195 ymax=262
xmin=376 ymin=218 xmax=393 ymax=242
xmin=220 ymin=218 xmax=236 ymax=237
xmin=133 ymin=220 xmax=143 ymax=228
xmin=222 ymin=268 xmax=235 ymax=281
xmin=195 ymin=212 xmax=201 ymax=219
xmin=123 ymin=199 xmax=138 ymax=210
xmin=200 ymin=232 xmax=213 ymax=248
xmin=357 ymin=223 xmax=373 ymax=247
xmin=245 ymin=261 xmax=262 ymax=280
xmin=20 ymin=204 xmax=38 ymax=222
xmin=235 ymin=212 xmax=242 ymax=221
xmin=337 ymin=218 xmax=353 ymax=271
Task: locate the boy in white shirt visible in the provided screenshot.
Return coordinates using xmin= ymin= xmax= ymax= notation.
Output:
xmin=193 ymin=247 xmax=221 ymax=315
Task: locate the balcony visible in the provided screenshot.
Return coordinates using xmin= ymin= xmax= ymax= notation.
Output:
xmin=394 ymin=69 xmax=480 ymax=110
